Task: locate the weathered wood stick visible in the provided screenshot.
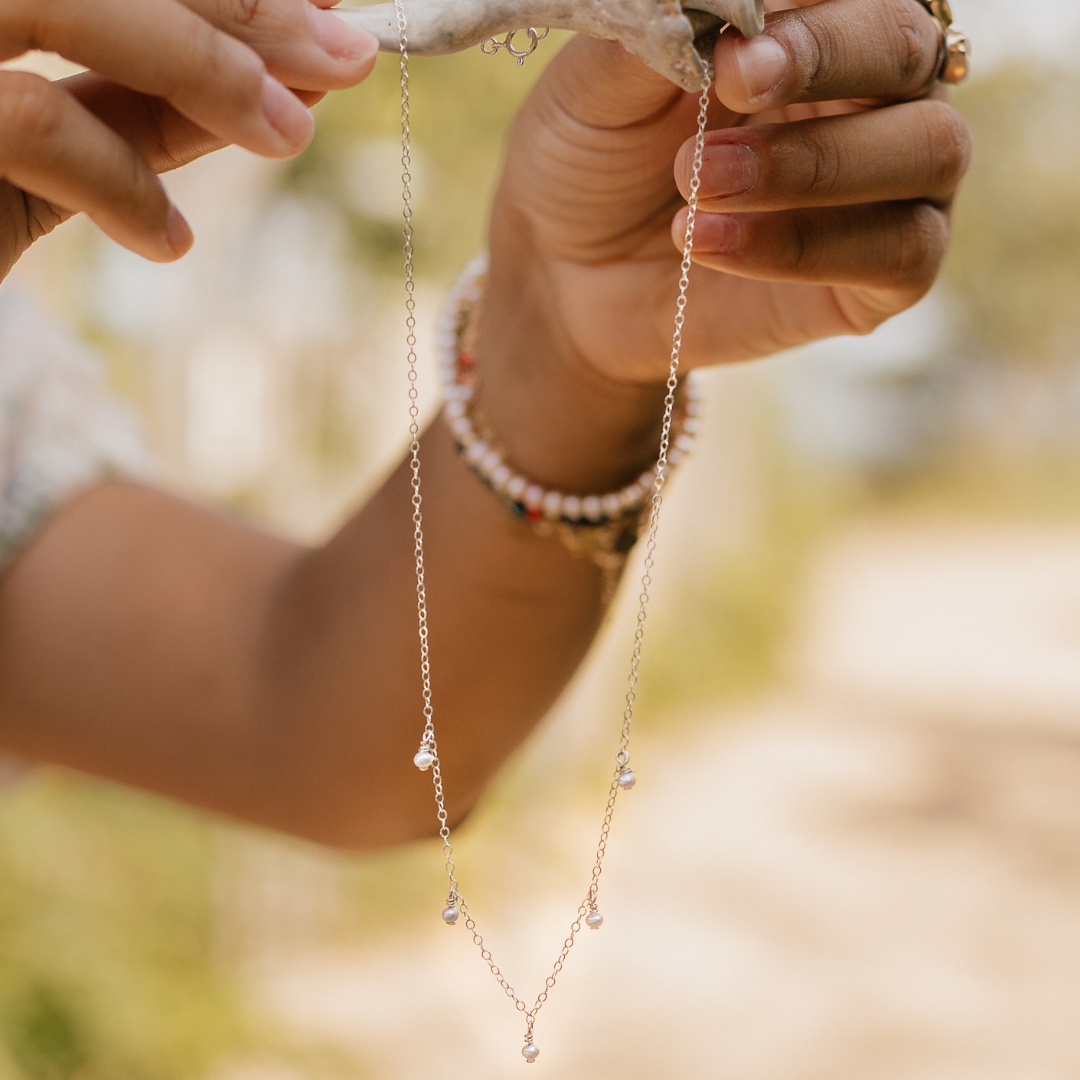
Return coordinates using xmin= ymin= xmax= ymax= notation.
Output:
xmin=334 ymin=0 xmax=764 ymax=91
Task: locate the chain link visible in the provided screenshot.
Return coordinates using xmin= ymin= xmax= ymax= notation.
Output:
xmin=395 ymin=0 xmax=713 ymax=1048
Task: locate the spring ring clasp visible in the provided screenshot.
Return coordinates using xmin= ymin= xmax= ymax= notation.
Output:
xmin=480 ymin=27 xmax=550 ymax=65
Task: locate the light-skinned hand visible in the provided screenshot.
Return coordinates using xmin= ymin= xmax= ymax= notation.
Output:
xmin=0 ymin=0 xmax=378 ymax=278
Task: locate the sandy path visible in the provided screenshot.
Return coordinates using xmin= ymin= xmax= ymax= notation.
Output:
xmin=251 ymin=521 xmax=1080 ymax=1079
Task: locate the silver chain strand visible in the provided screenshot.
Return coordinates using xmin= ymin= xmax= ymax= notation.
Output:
xmin=395 ymin=0 xmax=714 ymax=1055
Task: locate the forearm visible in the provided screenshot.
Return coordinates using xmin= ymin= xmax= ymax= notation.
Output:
xmin=253 ymin=419 xmax=614 ymax=846
xmin=0 ymin=417 xmax=631 ymax=848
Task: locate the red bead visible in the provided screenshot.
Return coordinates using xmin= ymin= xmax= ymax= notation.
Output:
xmin=527 ymin=508 xmax=543 ymax=523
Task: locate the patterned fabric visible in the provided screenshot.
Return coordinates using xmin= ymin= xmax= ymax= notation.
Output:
xmin=0 ymin=288 xmax=154 ymax=569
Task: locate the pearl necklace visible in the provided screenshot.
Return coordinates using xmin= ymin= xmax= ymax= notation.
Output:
xmin=392 ymin=0 xmax=713 ymax=1062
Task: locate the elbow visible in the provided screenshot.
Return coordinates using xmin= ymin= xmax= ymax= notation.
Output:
xmin=270 ymin=785 xmax=483 ymax=854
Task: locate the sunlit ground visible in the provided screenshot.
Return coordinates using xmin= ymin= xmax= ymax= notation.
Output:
xmin=1 ymin=1 xmax=1080 ymax=1078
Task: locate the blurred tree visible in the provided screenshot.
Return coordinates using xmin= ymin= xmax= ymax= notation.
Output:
xmin=0 ymin=775 xmax=247 ymax=1080
xmin=948 ymin=65 xmax=1080 ymax=363
xmin=288 ymin=35 xmax=567 ymax=277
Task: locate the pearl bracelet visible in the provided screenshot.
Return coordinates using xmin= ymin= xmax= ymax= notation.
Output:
xmin=438 ymin=254 xmax=701 ymax=567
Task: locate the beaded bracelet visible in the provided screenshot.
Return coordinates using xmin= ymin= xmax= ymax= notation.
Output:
xmin=437 ymin=255 xmax=701 ymax=579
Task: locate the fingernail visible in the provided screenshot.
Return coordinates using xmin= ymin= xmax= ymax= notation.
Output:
xmin=700 ymin=142 xmax=758 ymax=199
xmin=262 ymin=75 xmax=315 ymax=152
xmin=734 ymin=35 xmax=789 ymax=101
xmin=695 ymin=213 xmax=743 ymax=255
xmin=314 ymin=11 xmax=379 ymax=63
xmin=164 ymin=205 xmax=193 ymax=258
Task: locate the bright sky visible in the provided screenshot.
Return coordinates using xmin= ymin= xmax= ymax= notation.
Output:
xmin=952 ymin=0 xmax=1080 ymax=67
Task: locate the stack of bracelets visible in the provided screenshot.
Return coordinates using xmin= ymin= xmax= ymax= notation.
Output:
xmin=438 ymin=254 xmax=701 ymax=583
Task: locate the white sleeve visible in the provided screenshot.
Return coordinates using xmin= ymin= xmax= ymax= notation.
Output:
xmin=0 ymin=287 xmax=157 ymax=569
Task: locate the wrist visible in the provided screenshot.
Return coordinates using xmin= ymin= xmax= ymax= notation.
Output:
xmin=473 ymin=253 xmax=669 ymax=495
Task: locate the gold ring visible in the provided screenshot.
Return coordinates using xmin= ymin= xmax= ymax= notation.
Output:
xmin=916 ymin=0 xmax=972 ymax=89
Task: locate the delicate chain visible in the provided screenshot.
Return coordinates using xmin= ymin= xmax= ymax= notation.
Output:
xmin=618 ymin=71 xmax=714 ymax=777
xmin=394 ymin=0 xmax=460 ymax=911
xmin=394 ymin=0 xmax=713 ymax=1054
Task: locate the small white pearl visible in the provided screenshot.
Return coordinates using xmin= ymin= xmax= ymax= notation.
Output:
xmin=586 ymin=911 xmax=604 ymax=929
xmin=507 ymin=476 xmax=527 ymax=500
xmin=459 ymin=429 xmax=477 ymax=448
xmin=442 ymin=905 xmax=459 ymax=925
xmin=639 ymin=470 xmax=656 ymax=490
xmin=492 ymin=465 xmax=512 ymax=490
xmin=675 ymin=433 xmax=695 ymax=453
xmin=541 ymin=491 xmax=564 ymax=520
xmin=563 ymin=495 xmax=582 ymax=520
xmin=620 ymin=485 xmax=644 ymax=509
xmin=480 ymin=450 xmax=503 ymax=477
xmin=581 ymin=495 xmax=603 ymax=522
xmin=601 ymin=493 xmax=622 ymax=518
xmin=668 ymin=448 xmax=685 ymax=466
xmin=465 ymin=440 xmax=488 ymax=463
xmin=617 ymin=768 xmax=636 ymax=790
xmin=414 ymin=750 xmax=435 ymax=771
xmin=450 ymin=416 xmax=471 ymax=437
xmin=445 ymin=400 xmax=466 ymax=420
xmin=523 ymin=485 xmax=544 ymax=510
xmin=522 ymin=1044 xmax=540 ymax=1062
xmin=683 ymin=418 xmax=700 ymax=436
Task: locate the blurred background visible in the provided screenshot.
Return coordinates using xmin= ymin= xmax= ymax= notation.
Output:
xmin=2 ymin=0 xmax=1080 ymax=1077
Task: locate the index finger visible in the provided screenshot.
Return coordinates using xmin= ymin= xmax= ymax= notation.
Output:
xmin=66 ymin=71 xmax=325 ymax=176
xmin=8 ymin=0 xmax=314 ymax=157
xmin=714 ymin=0 xmax=942 ymax=113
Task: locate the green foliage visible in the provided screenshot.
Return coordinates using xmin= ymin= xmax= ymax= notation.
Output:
xmin=948 ymin=64 xmax=1080 ymax=362
xmin=0 ymin=775 xmax=246 ymax=1080
xmin=289 ymin=35 xmax=567 ymax=277
xmin=643 ymin=454 xmax=850 ymax=718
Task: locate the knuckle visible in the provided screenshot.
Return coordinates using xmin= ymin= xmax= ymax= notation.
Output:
xmin=786 ymin=210 xmax=827 ymax=274
xmin=123 ymin=145 xmax=162 ymax=214
xmin=135 ymin=96 xmax=174 ymax=171
xmin=236 ymin=0 xmax=262 ymax=29
xmin=196 ymin=21 xmax=266 ymax=108
xmin=789 ymin=126 xmax=845 ymax=201
xmin=882 ymin=0 xmax=932 ymax=91
xmin=792 ymin=19 xmax=833 ymax=96
xmin=24 ymin=194 xmax=67 ymax=245
xmin=16 ymin=0 xmax=53 ymax=52
xmin=923 ymin=101 xmax=973 ymax=193
xmin=225 ymin=0 xmax=263 ymax=31
xmin=0 ymin=73 xmax=61 ymax=151
xmin=895 ymin=202 xmax=947 ymax=288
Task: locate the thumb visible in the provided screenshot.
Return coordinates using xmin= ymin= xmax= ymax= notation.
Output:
xmin=539 ymin=35 xmax=689 ymax=131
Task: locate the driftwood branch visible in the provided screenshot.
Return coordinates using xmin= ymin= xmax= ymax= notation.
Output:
xmin=335 ymin=0 xmax=764 ymax=91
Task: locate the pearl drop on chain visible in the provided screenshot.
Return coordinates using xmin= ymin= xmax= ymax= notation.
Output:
xmin=392 ymin=0 xmax=715 ymax=1056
